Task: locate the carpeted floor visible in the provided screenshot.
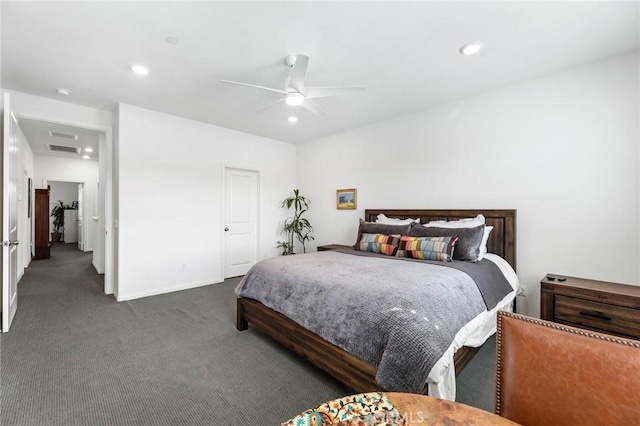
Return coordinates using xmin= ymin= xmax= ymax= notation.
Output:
xmin=0 ymin=244 xmax=496 ymax=425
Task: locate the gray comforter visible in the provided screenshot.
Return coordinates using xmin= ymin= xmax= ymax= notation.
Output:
xmin=235 ymin=249 xmax=513 ymax=392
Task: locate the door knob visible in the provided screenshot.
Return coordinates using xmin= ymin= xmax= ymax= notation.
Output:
xmin=3 ymin=240 xmax=19 ymax=247
xmin=224 ymin=227 xmax=229 ymax=232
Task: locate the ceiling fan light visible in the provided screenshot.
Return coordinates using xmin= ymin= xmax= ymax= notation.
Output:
xmin=285 ymin=92 xmax=304 ymax=106
xmin=459 ymin=41 xmax=484 ymax=55
xmin=288 ymin=116 xmax=298 ymax=123
xmin=131 ymin=64 xmax=149 ymax=75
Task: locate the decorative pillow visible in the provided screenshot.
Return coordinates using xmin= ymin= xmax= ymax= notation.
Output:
xmin=359 ymin=233 xmax=400 ymax=256
xmin=376 ymin=213 xmax=420 ymax=225
xmin=353 ymin=219 xmax=413 ymax=250
xmin=397 ymin=235 xmax=457 ymax=261
xmin=410 ymin=223 xmax=485 ymax=262
xmin=281 ymin=392 xmax=407 ymax=426
xmin=425 ymin=215 xmax=492 ymax=260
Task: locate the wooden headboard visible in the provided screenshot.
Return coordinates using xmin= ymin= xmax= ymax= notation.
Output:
xmin=364 ymin=209 xmax=517 ymax=271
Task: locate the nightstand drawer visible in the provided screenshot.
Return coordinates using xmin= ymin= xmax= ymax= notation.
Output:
xmin=555 ymin=295 xmax=640 ymax=339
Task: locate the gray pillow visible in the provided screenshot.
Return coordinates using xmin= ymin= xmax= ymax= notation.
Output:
xmin=354 ymin=219 xmax=413 ymax=250
xmin=409 ymin=223 xmax=485 ymax=262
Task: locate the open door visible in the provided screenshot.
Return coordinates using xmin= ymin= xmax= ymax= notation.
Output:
xmin=2 ymin=92 xmax=20 ymax=332
xmin=77 ymin=183 xmax=84 ymax=251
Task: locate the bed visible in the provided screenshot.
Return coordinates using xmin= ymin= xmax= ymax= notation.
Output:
xmin=236 ymin=209 xmax=517 ymax=400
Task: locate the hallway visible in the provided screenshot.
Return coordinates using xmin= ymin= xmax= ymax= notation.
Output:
xmin=20 ymin=243 xmax=105 ymax=303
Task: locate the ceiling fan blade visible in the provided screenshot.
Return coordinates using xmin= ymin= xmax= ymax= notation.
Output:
xmin=288 ymin=54 xmax=309 ymax=92
xmin=301 ymin=98 xmax=324 ymax=116
xmin=305 ymin=86 xmax=366 ymax=99
xmin=255 ymin=98 xmax=285 ymax=114
xmin=220 ymin=79 xmax=286 ymax=94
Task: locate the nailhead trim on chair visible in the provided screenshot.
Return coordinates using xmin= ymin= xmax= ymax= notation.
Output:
xmin=494 ymin=310 xmax=640 ymax=415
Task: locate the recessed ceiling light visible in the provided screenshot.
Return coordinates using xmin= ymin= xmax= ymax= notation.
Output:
xmin=459 ymin=41 xmax=484 ymax=55
xmin=288 ymin=116 xmax=298 ymax=123
xmin=56 ymin=88 xmax=71 ymax=96
xmin=82 ymin=155 xmax=90 ymax=160
xmin=131 ymin=64 xmax=149 ymax=75
xmin=166 ymin=36 xmax=179 ymax=45
xmin=84 ymin=147 xmax=94 ymax=153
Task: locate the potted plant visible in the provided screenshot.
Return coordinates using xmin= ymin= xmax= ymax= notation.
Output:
xmin=277 ymin=189 xmax=314 ymax=255
xmin=50 ymin=200 xmax=69 ymax=242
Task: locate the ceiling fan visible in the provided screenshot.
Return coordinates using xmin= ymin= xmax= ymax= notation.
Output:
xmin=221 ymin=54 xmax=365 ymax=116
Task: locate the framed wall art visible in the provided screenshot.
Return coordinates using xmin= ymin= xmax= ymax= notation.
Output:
xmin=336 ymin=188 xmax=357 ymax=210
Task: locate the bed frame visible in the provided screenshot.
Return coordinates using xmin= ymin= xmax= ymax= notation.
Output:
xmin=237 ymin=209 xmax=516 ymax=394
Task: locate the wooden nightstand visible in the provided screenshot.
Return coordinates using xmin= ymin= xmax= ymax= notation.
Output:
xmin=317 ymin=244 xmax=351 ymax=252
xmin=540 ymin=274 xmax=640 ymax=340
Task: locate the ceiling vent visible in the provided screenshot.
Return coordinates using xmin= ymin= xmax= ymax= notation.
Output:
xmin=49 ymin=131 xmax=78 ymax=140
xmin=48 ymin=144 xmax=81 ymax=154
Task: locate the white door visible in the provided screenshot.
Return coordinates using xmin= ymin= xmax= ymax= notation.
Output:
xmin=2 ymin=92 xmax=19 ymax=332
xmin=77 ymin=183 xmax=84 ymax=251
xmin=224 ymin=168 xmax=259 ymax=278
xmin=64 ymin=209 xmax=78 ymax=243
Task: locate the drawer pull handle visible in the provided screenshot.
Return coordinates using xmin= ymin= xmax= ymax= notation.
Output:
xmin=579 ymin=310 xmax=612 ymax=321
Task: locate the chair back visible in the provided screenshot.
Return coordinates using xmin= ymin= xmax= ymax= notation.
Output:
xmin=495 ymin=311 xmax=640 ymax=426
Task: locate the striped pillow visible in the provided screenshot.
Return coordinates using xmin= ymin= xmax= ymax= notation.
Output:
xmin=358 ymin=233 xmax=400 ymax=256
xmin=397 ymin=235 xmax=458 ymax=261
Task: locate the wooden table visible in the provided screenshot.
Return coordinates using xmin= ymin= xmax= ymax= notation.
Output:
xmin=387 ymin=393 xmax=520 ymax=425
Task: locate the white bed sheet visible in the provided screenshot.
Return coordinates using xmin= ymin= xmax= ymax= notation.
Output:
xmin=426 ymin=253 xmax=519 ymax=401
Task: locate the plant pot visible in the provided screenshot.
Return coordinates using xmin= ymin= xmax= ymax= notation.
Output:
xmin=51 ymin=231 xmax=62 ymax=242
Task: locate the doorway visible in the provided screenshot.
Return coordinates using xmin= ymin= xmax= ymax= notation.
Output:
xmin=16 ymin=116 xmax=113 ymax=295
xmin=46 ymin=181 xmax=85 ymax=252
xmin=223 ymin=167 xmax=260 ymax=278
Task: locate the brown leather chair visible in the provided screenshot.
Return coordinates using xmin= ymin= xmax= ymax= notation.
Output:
xmin=495 ymin=311 xmax=640 ymax=426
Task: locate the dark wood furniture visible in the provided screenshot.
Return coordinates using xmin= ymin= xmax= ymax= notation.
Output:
xmin=540 ymin=274 xmax=640 ymax=340
xmin=364 ymin=209 xmax=516 ymax=270
xmin=33 ymin=188 xmax=51 ymax=260
xmin=237 ymin=208 xmax=517 ymax=394
xmin=317 ymin=244 xmax=351 ymax=251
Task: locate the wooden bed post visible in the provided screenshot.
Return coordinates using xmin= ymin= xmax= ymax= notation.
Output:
xmin=236 ymin=298 xmax=248 ymax=331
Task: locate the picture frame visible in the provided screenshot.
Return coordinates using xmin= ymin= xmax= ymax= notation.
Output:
xmin=336 ymin=188 xmax=357 ymax=210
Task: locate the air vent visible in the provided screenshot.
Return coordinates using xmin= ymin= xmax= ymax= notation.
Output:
xmin=48 ymin=144 xmax=81 ymax=154
xmin=49 ymin=131 xmax=78 ymax=140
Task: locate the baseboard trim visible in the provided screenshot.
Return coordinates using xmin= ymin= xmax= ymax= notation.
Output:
xmin=116 ymin=277 xmax=224 ymax=302
xmin=92 ymin=260 xmax=105 ymax=274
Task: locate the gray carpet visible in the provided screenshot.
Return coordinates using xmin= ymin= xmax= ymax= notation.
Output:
xmin=0 ymin=244 xmax=496 ymax=425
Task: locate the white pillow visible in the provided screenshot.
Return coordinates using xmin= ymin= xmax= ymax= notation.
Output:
xmin=375 ymin=213 xmax=420 ymax=225
xmin=478 ymin=226 xmax=493 ymax=261
xmin=425 ymin=215 xmax=492 ymax=260
xmin=424 ymin=214 xmax=485 ymax=228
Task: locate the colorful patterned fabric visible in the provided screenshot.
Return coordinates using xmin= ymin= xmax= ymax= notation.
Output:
xmin=358 ymin=233 xmax=400 ymax=256
xmin=281 ymin=392 xmax=407 ymax=426
xmin=397 ymin=235 xmax=457 ymax=261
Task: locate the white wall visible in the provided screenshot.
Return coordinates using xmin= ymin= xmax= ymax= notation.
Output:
xmin=49 ymin=181 xmax=78 ymax=207
xmin=116 ymin=103 xmax=296 ymax=301
xmin=9 ymin=91 xmax=112 ymax=129
xmin=297 ymin=51 xmax=640 ymax=318
xmin=17 ymin=124 xmax=35 ymax=280
xmin=34 ymin=155 xmax=99 ymax=252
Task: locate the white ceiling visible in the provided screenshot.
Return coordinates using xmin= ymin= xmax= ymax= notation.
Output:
xmin=2 ymin=1 xmax=638 ymax=144
xmin=19 ymin=118 xmax=100 ymax=161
